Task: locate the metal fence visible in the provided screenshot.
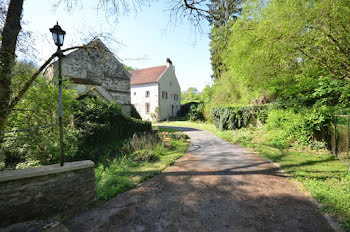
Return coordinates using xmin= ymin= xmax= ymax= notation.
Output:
xmin=333 ymin=115 xmax=350 ymax=166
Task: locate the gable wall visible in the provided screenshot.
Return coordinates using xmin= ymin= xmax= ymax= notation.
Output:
xmin=158 ymin=65 xmax=181 ymax=120
xmin=46 ymin=40 xmax=131 ymax=115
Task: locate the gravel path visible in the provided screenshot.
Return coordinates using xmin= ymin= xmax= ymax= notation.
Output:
xmin=65 ymin=126 xmax=336 ymax=232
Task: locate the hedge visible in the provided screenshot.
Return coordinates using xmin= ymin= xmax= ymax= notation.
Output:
xmin=211 ymin=104 xmax=275 ymax=130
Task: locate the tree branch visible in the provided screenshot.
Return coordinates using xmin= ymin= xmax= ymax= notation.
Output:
xmin=8 ymin=45 xmax=88 ymax=110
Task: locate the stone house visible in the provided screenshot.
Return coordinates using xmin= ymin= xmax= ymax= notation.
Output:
xmin=130 ymin=59 xmax=181 ymax=121
xmin=45 ymin=39 xmax=131 ymax=114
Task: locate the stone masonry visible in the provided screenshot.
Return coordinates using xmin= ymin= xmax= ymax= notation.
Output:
xmin=45 ymin=39 xmax=131 ymax=115
xmin=0 ymin=161 xmax=96 ymax=228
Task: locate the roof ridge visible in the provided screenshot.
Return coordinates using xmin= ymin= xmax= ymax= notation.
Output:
xmin=130 ymin=65 xmax=168 ymax=85
xmin=130 ymin=65 xmax=166 ymax=72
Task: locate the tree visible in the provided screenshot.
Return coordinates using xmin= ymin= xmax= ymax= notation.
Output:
xmin=211 ymin=0 xmax=350 ymax=107
xmin=209 ymin=0 xmax=242 ymax=80
xmin=0 ymin=0 xmax=23 ymax=131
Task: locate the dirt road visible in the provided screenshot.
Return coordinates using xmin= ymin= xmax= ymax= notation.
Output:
xmin=65 ymin=126 xmax=336 ymax=232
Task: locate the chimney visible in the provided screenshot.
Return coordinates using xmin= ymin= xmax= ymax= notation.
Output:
xmin=166 ymin=58 xmax=173 ymax=66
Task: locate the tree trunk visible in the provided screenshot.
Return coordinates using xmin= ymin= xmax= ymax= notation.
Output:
xmin=0 ymin=0 xmax=23 ymax=131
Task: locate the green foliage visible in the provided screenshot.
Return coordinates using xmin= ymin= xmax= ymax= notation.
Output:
xmin=209 ymin=0 xmax=350 ymax=108
xmin=212 ymin=105 xmax=273 ymax=130
xmin=1 ymin=63 xmax=153 ymax=168
xmin=181 ymin=87 xmax=201 ymax=104
xmin=209 ymin=0 xmax=242 ymax=80
xmin=188 ymin=103 xmax=205 ymax=121
xmin=166 ymin=132 xmax=190 ymax=140
xmin=132 ymin=149 xmax=160 ymax=162
xmin=95 ymin=132 xmax=189 ymax=200
xmin=123 ymin=64 xmax=134 ymax=71
xmin=73 ymin=96 xmax=152 ymax=163
xmin=150 ymin=107 xmax=160 ymax=122
xmin=1 ymin=63 xmax=79 ymax=167
xmin=130 ymin=104 xmax=142 ymax=120
xmin=264 ymin=108 xmax=332 ymax=148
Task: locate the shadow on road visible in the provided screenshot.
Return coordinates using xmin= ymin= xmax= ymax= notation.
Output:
xmin=157 ymin=125 xmax=201 ymax=132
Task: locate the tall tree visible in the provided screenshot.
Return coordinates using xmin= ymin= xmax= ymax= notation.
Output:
xmin=209 ymin=0 xmax=242 ymax=80
xmin=211 ymin=0 xmax=350 ymax=107
xmin=0 ymin=0 xmax=23 ymax=131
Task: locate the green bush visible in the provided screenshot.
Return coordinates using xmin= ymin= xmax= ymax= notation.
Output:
xmin=264 ymin=108 xmax=331 ymax=147
xmin=166 ymin=132 xmax=190 ymax=140
xmin=132 ymin=150 xmax=160 ymax=162
xmin=188 ymin=103 xmax=205 ymax=121
xmin=1 ymin=64 xmax=79 ymax=168
xmin=212 ymin=104 xmax=275 ymax=130
xmin=73 ymin=96 xmax=152 ymax=163
xmin=130 ymin=104 xmax=142 ymax=120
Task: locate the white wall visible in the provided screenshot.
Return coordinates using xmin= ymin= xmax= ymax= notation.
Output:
xmin=131 ymin=83 xmax=159 ymax=121
xmin=158 ymin=64 xmax=181 ymax=121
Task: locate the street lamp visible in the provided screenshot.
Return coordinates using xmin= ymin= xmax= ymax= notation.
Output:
xmin=50 ymin=22 xmax=66 ymax=166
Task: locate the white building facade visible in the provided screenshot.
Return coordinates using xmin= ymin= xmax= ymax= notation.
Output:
xmin=130 ymin=59 xmax=181 ymax=121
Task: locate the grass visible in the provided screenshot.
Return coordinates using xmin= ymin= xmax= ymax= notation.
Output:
xmin=95 ymin=131 xmax=188 ymax=201
xmin=160 ymin=120 xmax=350 ymax=230
xmin=155 ymin=126 xmax=180 ymax=133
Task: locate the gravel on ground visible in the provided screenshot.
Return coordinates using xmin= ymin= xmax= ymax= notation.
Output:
xmin=65 ymin=126 xmax=336 ymax=232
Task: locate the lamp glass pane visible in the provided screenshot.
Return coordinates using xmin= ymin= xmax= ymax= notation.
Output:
xmin=59 ymin=34 xmax=64 ymax=46
xmin=52 ymin=33 xmax=58 ymax=44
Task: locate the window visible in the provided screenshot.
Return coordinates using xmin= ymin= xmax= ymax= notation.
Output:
xmin=145 ymin=91 xmax=150 ymax=97
xmin=162 ymin=91 xmax=168 ymax=99
xmin=133 ymin=92 xmax=136 ymax=95
xmin=170 ymin=82 xmax=172 ymax=86
xmin=145 ymin=103 xmax=150 ymax=113
xmin=174 ymin=94 xmax=178 ymax=101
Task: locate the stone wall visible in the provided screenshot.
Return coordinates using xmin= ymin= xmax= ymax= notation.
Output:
xmin=45 ymin=39 xmax=131 ymax=114
xmin=0 ymin=161 xmax=96 ymax=227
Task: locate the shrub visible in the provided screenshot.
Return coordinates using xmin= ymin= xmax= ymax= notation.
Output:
xmin=1 ymin=70 xmax=79 ymax=168
xmin=264 ymin=108 xmax=331 ymax=147
xmin=177 ymin=102 xmax=200 ymax=118
xmin=212 ymin=104 xmax=275 ymax=130
xmin=127 ymin=132 xmax=161 ymax=152
xmin=166 ymin=132 xmax=190 ymax=140
xmin=188 ymin=103 xmax=205 ymax=121
xmin=130 ymin=105 xmax=142 ymax=120
xmin=132 ymin=150 xmax=160 ymax=162
xmin=72 ymin=96 xmax=152 ymax=163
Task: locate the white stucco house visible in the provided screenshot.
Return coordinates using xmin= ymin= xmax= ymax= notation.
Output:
xmin=130 ymin=59 xmax=181 ymax=121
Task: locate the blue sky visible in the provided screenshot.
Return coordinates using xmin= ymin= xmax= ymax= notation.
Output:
xmin=21 ymin=0 xmax=213 ymax=91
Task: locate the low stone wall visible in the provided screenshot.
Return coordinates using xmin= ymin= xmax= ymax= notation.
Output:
xmin=0 ymin=160 xmax=96 ymax=227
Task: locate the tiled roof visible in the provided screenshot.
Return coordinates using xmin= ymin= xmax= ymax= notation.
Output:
xmin=130 ymin=65 xmax=167 ymax=85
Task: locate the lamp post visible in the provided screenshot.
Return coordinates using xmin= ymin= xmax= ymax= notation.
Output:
xmin=50 ymin=22 xmax=66 ymax=166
